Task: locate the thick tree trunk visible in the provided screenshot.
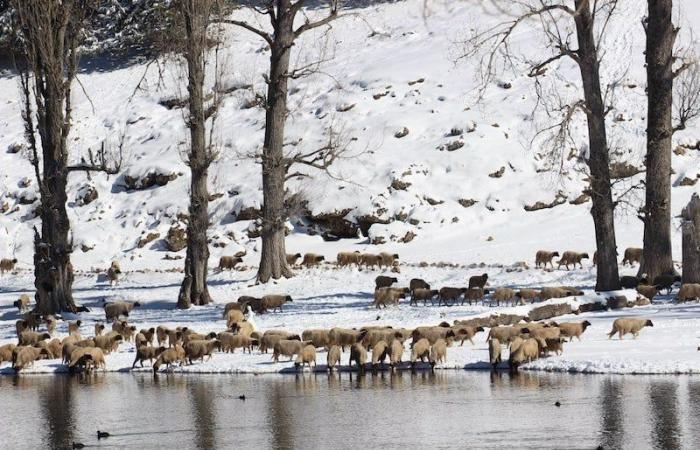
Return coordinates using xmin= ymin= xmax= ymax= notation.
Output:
xmin=681 ymin=193 xmax=700 ymax=283
xmin=574 ymin=0 xmax=620 ymax=291
xmin=178 ymin=2 xmax=212 ymax=308
xmin=257 ymin=3 xmax=294 ymax=283
xmin=639 ymin=0 xmax=676 ymax=281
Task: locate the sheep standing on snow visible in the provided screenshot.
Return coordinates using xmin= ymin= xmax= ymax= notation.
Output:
xmin=337 ymin=251 xmax=361 ymax=268
xmin=410 ymin=288 xmax=438 ymax=306
xmin=329 ymin=328 xmax=366 ymax=351
xmin=295 ymin=345 xmax=317 ymax=370
xmin=14 ymin=346 xmax=49 ymax=372
xmin=378 ymin=252 xmax=399 ymax=268
xmin=349 ymin=343 xmax=368 ymax=374
xmin=375 ymin=275 xmax=398 ymax=289
xmin=327 ymin=345 xmax=342 ymax=371
xmin=301 ymin=329 xmax=331 ymax=349
xmin=516 ymin=289 xmax=540 ymax=304
xmin=225 ymin=309 xmax=245 ymax=328
xmin=509 ymin=338 xmax=542 ymax=370
xmin=488 ymin=339 xmax=501 ymax=369
xmin=535 ymin=251 xmax=560 ymax=269
xmin=463 ymin=287 xmax=487 ymax=306
xmin=218 ymin=332 xmax=257 ymax=354
xmin=438 ymin=287 xmax=466 ymax=306
xmin=452 ymin=325 xmax=484 ymax=346
xmin=107 ymin=261 xmax=121 ymax=286
xmin=302 ymin=253 xmax=325 ymax=268
xmin=410 ymin=278 xmax=430 ymax=292
xmin=390 ymin=339 xmax=404 ymax=369
xmin=622 ymin=247 xmax=643 ymax=266
xmin=153 ymin=345 xmax=186 ymax=372
xmin=468 ymin=274 xmax=489 ymax=290
xmin=373 ymin=287 xmax=406 ymax=308
xmin=557 ymin=251 xmax=589 ymax=270
xmin=543 ymin=337 xmax=566 ymax=356
xmin=132 ymin=345 xmax=166 ymax=368
xmin=218 ymin=256 xmax=243 ymax=271
xmin=491 ymin=287 xmax=516 ymax=307
xmin=261 ymin=295 xmax=293 ymax=313
xmin=19 ymin=331 xmax=51 ymax=346
xmin=410 ymin=338 xmax=431 ymax=368
xmin=360 ymin=253 xmax=381 ymax=270
xmin=14 ymin=294 xmax=31 ymax=312
xmin=607 ymin=318 xmax=654 ymax=339
xmin=0 ymin=343 xmax=17 ymax=365
xmin=429 ymin=338 xmax=447 ymax=367
xmin=104 ymin=301 xmax=141 ymax=321
xmin=273 ymin=339 xmax=308 ymax=362
xmin=94 ymin=334 xmax=123 ymax=354
xmin=557 ymin=321 xmax=592 ymax=341
xmin=653 ymin=274 xmax=682 ymax=294
xmin=371 ymin=341 xmax=390 ymax=370
xmin=184 ymin=340 xmax=221 ymax=364
xmin=0 ymin=258 xmax=18 ymax=275
xmin=677 ymin=283 xmax=700 ymax=303
xmin=286 ymin=253 xmax=302 ymax=266
xmin=412 ymin=327 xmax=456 ymax=346
xmin=636 ymin=284 xmax=661 ymax=302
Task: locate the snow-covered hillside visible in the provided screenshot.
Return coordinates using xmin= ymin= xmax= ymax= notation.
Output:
xmin=1 ymin=0 xmax=700 ymax=272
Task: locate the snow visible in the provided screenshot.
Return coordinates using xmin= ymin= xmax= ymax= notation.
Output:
xmin=2 ymin=263 xmax=699 ymax=375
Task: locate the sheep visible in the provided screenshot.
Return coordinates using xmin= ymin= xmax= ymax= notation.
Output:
xmin=486 ymin=326 xmax=523 ymax=344
xmin=184 ymin=339 xmax=221 ymax=364
xmin=261 ymin=295 xmax=293 ymax=313
xmin=14 ymin=294 xmax=31 ymax=312
xmin=219 ymin=256 xmax=243 ymax=271
xmin=378 ymin=252 xmax=399 ymax=268
xmin=14 ymin=346 xmax=49 ymax=371
xmin=543 ymin=337 xmax=566 ymax=356
xmin=620 ymin=275 xmax=644 ymax=289
xmin=15 ymin=320 xmax=27 ymax=339
xmin=677 ymin=283 xmax=700 ymax=303
xmin=43 ymin=338 xmax=63 ymax=359
xmin=375 ymin=275 xmax=398 ymax=289
xmin=238 ymin=296 xmax=265 ymax=314
xmin=557 ymin=251 xmax=589 ymax=270
xmin=607 ymin=318 xmax=654 ymax=339
xmin=491 ymin=287 xmax=516 ymax=307
xmin=411 ymin=327 xmax=456 ymax=346
xmin=225 ymin=309 xmax=246 ymax=328
xmin=438 ymin=287 xmax=466 ymax=306
xmin=451 ymin=325 xmax=484 ymax=346
xmin=539 ymin=287 xmax=574 ymax=301
xmin=327 ymin=345 xmax=342 ymax=371
xmin=24 ymin=313 xmax=41 ymax=331
xmin=138 ymin=328 xmax=156 ymax=346
xmin=371 ymin=341 xmax=390 ymax=369
xmin=488 ymin=339 xmax=501 ymax=369
xmin=301 ymin=329 xmax=331 ymax=349
xmin=217 ymin=332 xmax=257 ymax=354
xmin=337 ymin=251 xmax=361 ymax=267
xmin=156 ymin=326 xmax=172 ymax=346
xmin=302 ymin=253 xmax=325 ymax=268
xmin=286 ymin=253 xmax=302 ymax=266
xmin=104 ymin=301 xmax=141 ymax=321
xmin=67 ymin=347 xmax=94 ymax=371
xmin=260 ymin=331 xmax=300 ymax=353
xmin=636 ymin=284 xmax=660 ymax=302
xmin=361 ymin=329 xmax=405 ymax=350
xmin=45 ymin=315 xmax=57 ymax=336
xmin=273 ymin=339 xmax=308 ymax=362
xmin=0 ymin=257 xmax=18 ymax=274
xmin=429 ymin=338 xmax=447 ymax=366
xmin=509 ymin=338 xmax=542 ymax=370
xmin=231 ymin=321 xmax=255 ymax=338
xmin=82 ymin=347 xmax=107 ymax=371
xmin=622 ymin=247 xmax=643 ymax=266
xmin=389 ymin=339 xmax=404 ymax=368
xmin=409 ymin=278 xmax=430 ymax=292
xmin=183 ymin=330 xmax=217 ymax=345
xmin=410 ymin=338 xmax=431 ymax=367
xmin=509 ymin=336 xmax=525 ymax=356
xmin=153 ymin=345 xmax=186 ymax=372
xmin=410 ymin=288 xmax=438 ymax=306
xmin=329 ymin=328 xmax=366 ymax=351
xmin=557 ymin=321 xmax=592 ymax=342
xmin=112 ymin=318 xmax=129 ymax=336
xmin=360 ymin=253 xmax=381 ymax=269
xmin=122 ymin=326 xmax=137 ymax=343
xmin=535 ymin=250 xmax=560 ymax=269
xmin=468 ymin=273 xmax=489 ymax=290
xmin=527 ymin=326 xmax=561 ymax=341
xmin=75 ymin=338 xmax=96 ymax=348
xmin=652 ymin=274 xmax=682 ymax=294
xmin=94 ymin=334 xmax=123 ymax=354
xmin=19 ymin=331 xmax=51 ymax=346
xmin=0 ymin=343 xmax=17 ymax=365
xmin=223 ymin=301 xmax=250 ymax=317
xmin=349 ymin=343 xmax=368 ymax=373
xmin=295 ymin=345 xmax=317 ymax=370
xmin=373 ymin=287 xmax=406 ymax=308
xmin=132 ymin=345 xmax=166 ymax=368
xmin=463 ymin=287 xmax=487 ymax=306
xmin=107 ymin=267 xmax=120 ymax=286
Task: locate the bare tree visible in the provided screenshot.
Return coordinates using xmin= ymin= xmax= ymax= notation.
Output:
xmin=11 ymin=0 xmax=121 ymax=314
xmin=460 ymin=0 xmax=621 ymax=290
xmin=638 ymin=0 xmax=699 ymax=281
xmin=171 ymin=0 xmax=224 ymax=309
xmin=223 ymin=0 xmax=346 ymax=283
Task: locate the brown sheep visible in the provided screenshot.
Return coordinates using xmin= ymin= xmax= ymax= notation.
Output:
xmin=260 ymin=331 xmax=300 ymax=353
xmin=223 ymin=301 xmax=250 ymax=317
xmin=184 ymin=339 xmax=221 ymax=364
xmin=429 ymin=338 xmax=447 ymax=366
xmin=132 ymin=345 xmax=166 ymax=368
xmin=375 ymin=275 xmax=398 ymax=289
xmin=410 ymin=288 xmax=438 ymax=306
xmin=14 ymin=346 xmax=49 ymax=371
xmin=93 ymin=323 xmax=104 ymax=337
xmin=491 ymin=287 xmax=516 ymax=307
xmin=67 ymin=320 xmax=82 ymax=337
xmin=301 ymin=329 xmax=331 ymax=349
xmin=15 ymin=320 xmax=27 ymax=339
xmin=349 ymin=343 xmax=368 ymax=373
xmin=557 ymin=321 xmax=592 ymax=342
xmin=438 ymin=287 xmax=466 ymax=306
xmin=122 ymin=326 xmax=137 ymax=343
xmin=557 ymin=251 xmax=589 ymax=270
xmin=412 ymin=327 xmax=456 ymax=346
xmin=452 ymin=325 xmax=485 ymax=346
xmin=153 ymin=345 xmax=186 ymax=372
xmin=361 ymin=329 xmax=406 ymax=350
xmin=24 ymin=312 xmax=41 ymax=331
xmin=527 ymin=326 xmax=561 ymax=341
xmin=327 ymin=345 xmax=342 ymax=371
xmin=225 ymin=309 xmax=246 ymax=328
xmin=261 ymin=295 xmax=293 ymax=313
xmin=238 ymin=296 xmax=265 ymax=314
xmin=468 ymin=273 xmax=489 ymax=290
xmin=373 ymin=287 xmax=406 ymax=308
xmin=19 ymin=331 xmax=51 ymax=346
xmin=83 ymin=347 xmax=107 ymax=370
xmin=371 ymin=341 xmax=390 ymax=369
xmin=138 ymin=328 xmax=156 ymax=346
xmin=0 ymin=257 xmax=18 ymax=274
xmin=543 ymin=337 xmax=566 ymax=356
xmin=219 ymin=256 xmax=243 ymax=271
xmin=509 ymin=338 xmax=542 ymax=370
xmin=360 ymin=253 xmax=381 ymax=269
xmin=487 ymin=326 xmax=523 ymax=344
xmin=167 ymin=328 xmax=186 ymax=348
xmin=463 ymin=287 xmax=487 ymax=306
xmin=112 ymin=318 xmax=129 ymax=335
xmin=107 ymin=267 xmax=120 ymax=286
xmin=378 ymin=252 xmax=399 ymax=268
xmin=0 ymin=343 xmax=17 ymax=365
xmin=516 ymin=289 xmax=540 ymax=304
xmin=183 ymin=330 xmax=217 ymax=345
xmin=677 ymin=283 xmax=700 ymax=303
xmin=329 ymin=328 xmax=366 ymax=351
xmin=337 ymin=251 xmax=361 ymax=267
xmin=607 ymin=318 xmax=654 ymax=339
xmin=410 ymin=338 xmax=431 ymax=366
xmin=43 ymin=338 xmax=63 ymax=359
xmin=389 ymin=339 xmax=404 ymax=368
xmin=535 ymin=251 xmax=560 ymax=269
xmin=622 ymin=247 xmax=643 ymax=266
xmin=294 ymin=345 xmax=317 ymax=370
xmin=488 ymin=338 xmax=501 ymax=369
xmin=156 ymin=326 xmax=172 ymax=346
xmin=286 ymin=253 xmax=302 ymax=266
xmin=94 ymin=334 xmax=123 ymax=354
xmin=636 ymin=284 xmax=660 ymax=302
xmin=14 ymin=294 xmax=31 ymax=312
xmin=539 ymin=287 xmax=574 ymax=301
xmin=272 ymin=339 xmax=309 ymax=362
xmin=409 ymin=278 xmax=430 ymax=292
xmin=302 ymin=253 xmax=325 ymax=268
xmin=218 ymin=332 xmax=257 ymax=354
xmin=104 ymin=301 xmax=141 ymax=321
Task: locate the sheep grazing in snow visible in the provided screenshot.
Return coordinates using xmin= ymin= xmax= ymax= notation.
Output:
xmin=261 ymin=295 xmax=293 ymax=313
xmin=219 ymin=255 xmax=243 ymax=271
xmin=302 ymin=253 xmax=325 ymax=268
xmin=371 ymin=341 xmax=390 ymax=370
xmin=327 ymin=345 xmax=342 ymax=371
xmin=0 ymin=258 xmax=18 ymax=275
xmin=535 ymin=250 xmax=560 ymax=269
xmin=429 ymin=338 xmax=447 ymax=367
xmin=378 ymin=252 xmax=399 ymax=268
xmin=410 ymin=338 xmax=431 ymax=367
xmin=607 ymin=318 xmax=654 ymax=340
xmin=286 ymin=253 xmax=302 ymax=266
xmin=622 ymin=247 xmax=643 ymax=266
xmin=360 ymin=253 xmax=381 ymax=269
xmin=488 ymin=339 xmax=501 ymax=369
xmin=636 ymin=284 xmax=661 ymax=302
xmin=103 ymin=301 xmax=141 ymax=321
xmin=468 ymin=273 xmax=489 ymax=290
xmin=375 ymin=275 xmax=398 ymax=289
xmin=295 ymin=345 xmax=317 ymax=370
xmin=336 ymin=251 xmax=361 ymax=267
xmin=14 ymin=346 xmax=50 ymax=372
xmin=557 ymin=251 xmax=589 ymax=270
xmin=677 ymin=283 xmax=700 ymax=303
xmin=557 ymin=321 xmax=591 ymax=342
xmin=14 ymin=294 xmax=31 ymax=312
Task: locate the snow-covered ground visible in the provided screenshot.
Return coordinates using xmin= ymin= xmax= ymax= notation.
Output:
xmin=2 ymin=263 xmax=699 ymax=375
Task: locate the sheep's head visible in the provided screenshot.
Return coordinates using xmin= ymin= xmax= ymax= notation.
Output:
xmin=645 ymin=320 xmax=654 ymax=327
xmin=581 ymin=253 xmax=590 ymax=259
xmin=133 ymin=302 xmax=142 ymax=308
xmin=476 ymin=326 xmax=485 ymax=333
xmin=393 ymin=253 xmax=399 ymax=259
xmin=285 ymin=295 xmax=293 ymax=303
xmin=582 ymin=320 xmax=591 ymax=329
xmin=41 ymin=333 xmax=51 ymax=340
xmin=552 ymin=251 xmax=560 ymax=257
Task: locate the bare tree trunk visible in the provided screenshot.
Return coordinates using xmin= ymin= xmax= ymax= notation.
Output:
xmin=639 ymin=0 xmax=676 ymax=280
xmin=257 ymin=2 xmax=295 ymax=283
xmin=177 ymin=0 xmax=214 ymax=308
xmin=682 ymin=193 xmax=700 ymax=283
xmin=574 ymin=0 xmax=620 ymax=291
